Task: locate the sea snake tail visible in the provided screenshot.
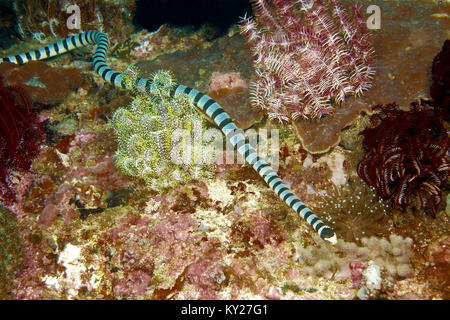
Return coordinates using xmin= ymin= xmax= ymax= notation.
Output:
xmin=0 ymin=30 xmax=337 ymax=244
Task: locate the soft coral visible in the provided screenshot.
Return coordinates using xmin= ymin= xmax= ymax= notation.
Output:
xmin=0 ymin=75 xmax=44 ymax=203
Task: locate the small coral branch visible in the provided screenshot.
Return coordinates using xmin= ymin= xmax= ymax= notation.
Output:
xmin=357 ymin=103 xmax=450 ymax=217
xmin=240 ymin=0 xmax=374 ymax=121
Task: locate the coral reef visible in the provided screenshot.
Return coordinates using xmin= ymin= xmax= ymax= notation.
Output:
xmin=0 ymin=2 xmax=448 ymax=301
xmin=136 ymin=26 xmax=262 ymax=129
xmin=0 ymin=206 xmax=25 ymax=298
xmin=239 ymin=0 xmax=374 ymax=121
xmin=94 ymin=200 xmax=224 ymax=299
xmin=130 ymin=25 xmax=209 ymax=62
xmin=38 ymin=156 xmax=130 ymax=228
xmin=130 ymin=26 xmax=172 ymax=60
xmin=13 ymin=0 xmax=135 ymax=43
xmin=276 ymin=144 xmax=349 ymax=207
xmin=357 ymin=103 xmax=449 ymax=216
xmin=15 ymin=115 xmax=129 ymax=229
xmin=111 ymin=69 xmax=217 ymax=192
xmin=41 ymin=243 xmax=102 ymax=299
xmin=208 ymin=71 xmax=248 ymax=93
xmin=0 ymin=75 xmax=44 ymax=203
xmin=206 ymin=71 xmax=258 ymax=129
xmin=104 ymin=24 xmax=264 ymax=136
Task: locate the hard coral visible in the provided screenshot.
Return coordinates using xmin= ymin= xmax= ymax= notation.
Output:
xmin=357 ymin=2 xmax=448 ymax=110
xmin=292 ymin=96 xmax=371 ymax=154
xmin=295 ymin=234 xmax=415 ymax=285
xmin=240 ymin=0 xmax=374 ymax=121
xmin=0 ymin=75 xmax=44 ymax=203
xmin=0 ymin=61 xmax=85 ymax=107
xmin=357 ymin=103 xmax=450 ymax=217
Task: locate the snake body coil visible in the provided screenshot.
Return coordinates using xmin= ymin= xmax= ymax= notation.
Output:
xmin=0 ymin=30 xmax=337 ymax=244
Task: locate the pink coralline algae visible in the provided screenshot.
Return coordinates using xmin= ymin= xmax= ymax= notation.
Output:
xmin=239 ymin=0 xmax=374 ymax=121
xmin=131 ymin=26 xmax=170 ymax=59
xmin=208 ymin=72 xmax=249 ymax=92
xmin=96 ymin=201 xmax=214 ymax=299
xmin=67 ymin=129 xmax=97 ymax=154
xmin=84 ymin=180 xmax=297 ymax=300
xmin=349 ymin=260 xmax=365 ymax=289
xmin=232 ymin=209 xmax=284 ymax=250
xmin=184 ymin=245 xmax=227 ymax=299
xmin=39 ymin=157 xmax=130 ymax=228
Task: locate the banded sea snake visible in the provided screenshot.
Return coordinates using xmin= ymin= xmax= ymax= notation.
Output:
xmin=0 ymin=30 xmax=337 ymax=244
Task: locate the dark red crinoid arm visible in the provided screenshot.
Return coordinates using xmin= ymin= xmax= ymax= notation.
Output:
xmin=0 ymin=75 xmax=45 ymax=203
xmin=357 ymin=103 xmax=449 ymax=216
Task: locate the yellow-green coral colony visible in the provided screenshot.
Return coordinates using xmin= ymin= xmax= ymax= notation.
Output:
xmin=111 ymin=69 xmax=216 ymax=192
xmin=0 ymin=30 xmax=337 ymax=244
